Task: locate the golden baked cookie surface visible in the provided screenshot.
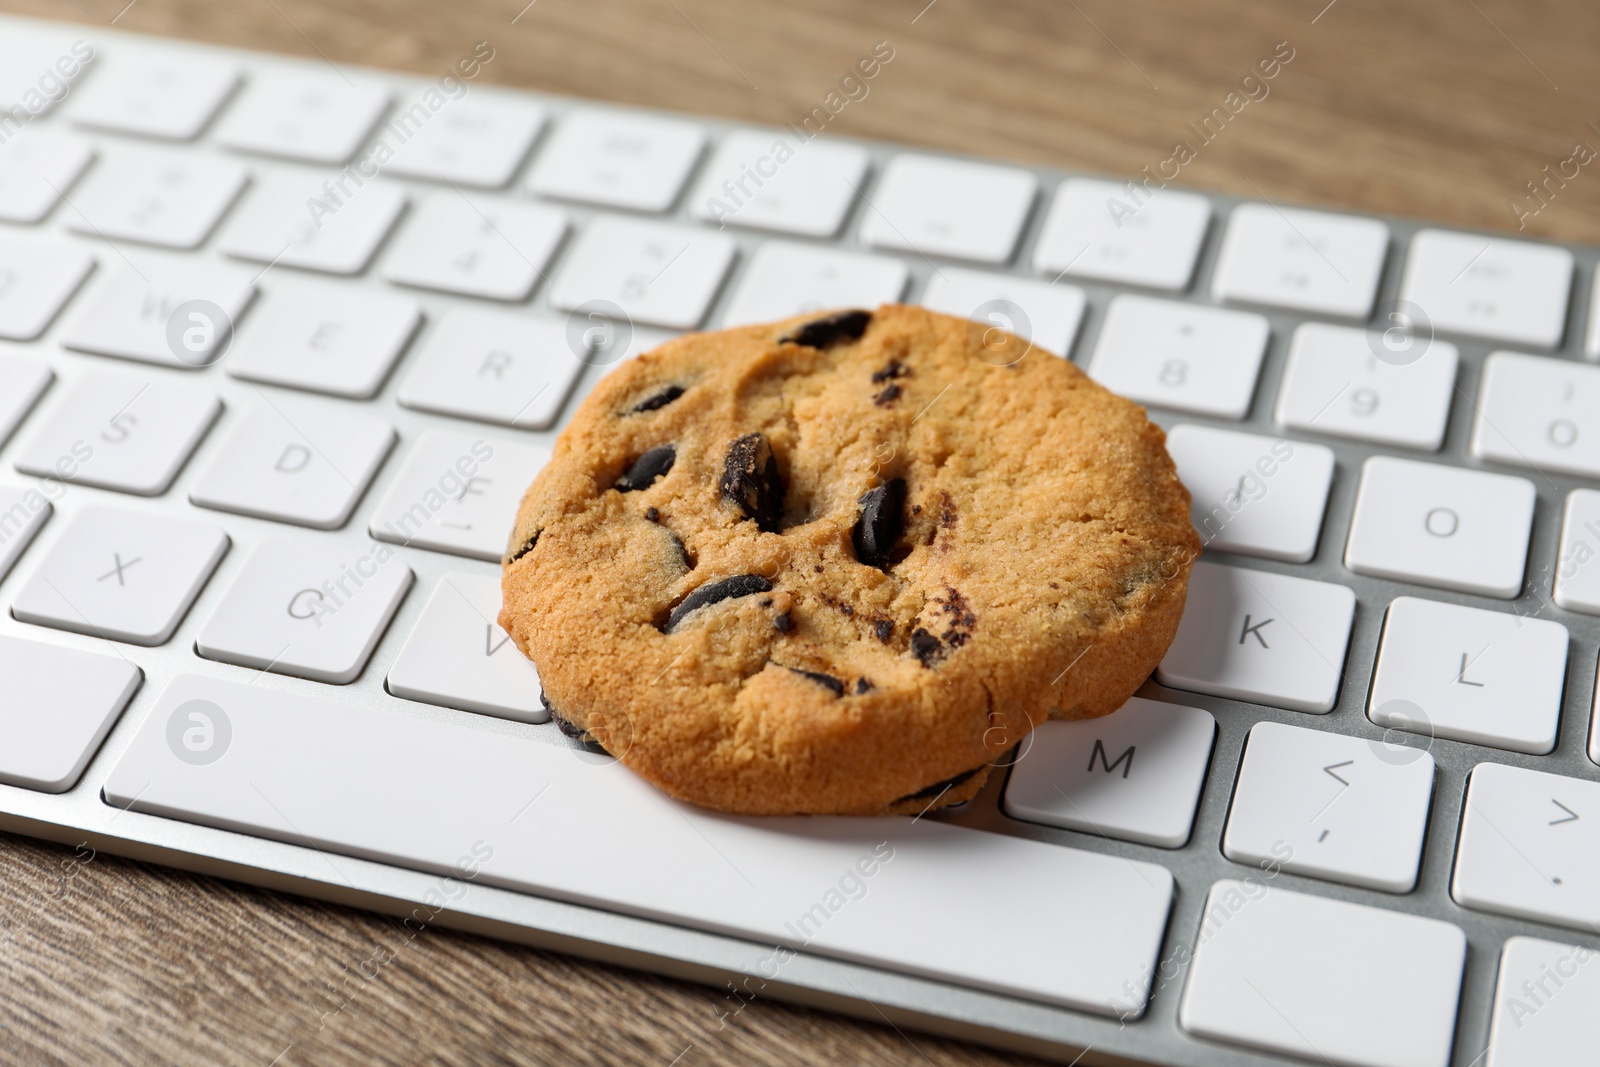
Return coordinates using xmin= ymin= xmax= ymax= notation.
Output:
xmin=500 ymin=305 xmax=1198 ymax=815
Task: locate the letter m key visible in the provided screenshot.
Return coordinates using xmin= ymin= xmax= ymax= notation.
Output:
xmin=1088 ymin=739 xmax=1135 ymax=779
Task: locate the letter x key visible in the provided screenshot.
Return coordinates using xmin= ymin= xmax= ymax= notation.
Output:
xmin=97 ymin=553 xmax=142 ymax=586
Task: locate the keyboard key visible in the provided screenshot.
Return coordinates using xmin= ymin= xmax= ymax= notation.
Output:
xmin=64 ymin=147 xmax=246 ymax=249
xmin=1180 ymin=881 xmax=1465 ymax=1067
xmin=369 ymin=430 xmax=548 ymax=561
xmin=1399 ymin=229 xmax=1574 ymax=348
xmin=1345 ymin=456 xmax=1535 ymax=598
xmin=1555 ymin=489 xmax=1600 ymax=614
xmin=1454 ymin=763 xmax=1600 ymax=932
xmin=221 ymin=172 xmax=406 ymax=275
xmin=1473 ymin=351 xmax=1600 ymax=478
xmin=0 ymin=634 xmax=140 ymax=792
xmin=919 ymin=268 xmax=1086 ymax=358
xmin=1032 ymin=179 xmax=1210 ymax=291
xmin=189 ymin=400 xmax=395 ymax=530
xmin=1275 ymin=322 xmax=1459 ymax=451
xmin=1370 ymin=596 xmax=1568 ymax=755
xmin=383 ymin=93 xmax=545 ymax=188
xmin=398 ymin=310 xmax=585 ymax=429
xmin=106 ymin=673 xmax=1176 ymax=1017
xmin=68 ymin=49 xmax=239 ymax=141
xmin=1157 ymin=560 xmax=1355 ymax=713
xmin=859 ymin=154 xmax=1035 ymax=264
xmin=1486 ymin=937 xmax=1600 ymax=1067
xmin=0 ymin=352 xmax=52 ymax=448
xmin=0 ymin=482 xmax=51 ymax=582
xmin=12 ymin=505 xmax=228 ymax=645
xmin=529 ymin=108 xmax=703 ymax=212
xmin=549 ymin=216 xmax=735 ymax=330
xmin=15 ymin=373 xmax=220 ymax=495
xmin=1211 ymin=203 xmax=1389 ymax=319
xmin=215 ymin=70 xmax=390 ymax=164
xmin=0 ymin=127 xmax=94 ymax=223
xmin=386 ymin=571 xmax=547 ymax=722
xmin=1165 ymin=425 xmax=1334 ymax=562
xmin=225 ymin=281 xmax=420 ymax=398
xmin=0 ymin=237 xmax=94 ymax=341
xmin=689 ymin=130 xmax=868 ymax=237
xmin=1225 ymin=721 xmax=1435 ymax=892
xmin=720 ymin=242 xmax=907 ymax=327
xmin=381 ymin=192 xmax=566 ymax=301
xmin=1087 ymin=294 xmax=1269 ymax=419
xmin=1588 ymin=271 xmax=1600 ymax=359
xmin=60 ymin=259 xmax=255 ymax=369
xmin=196 ymin=538 xmax=412 ymax=684
xmin=1002 ymin=697 xmax=1215 ymax=848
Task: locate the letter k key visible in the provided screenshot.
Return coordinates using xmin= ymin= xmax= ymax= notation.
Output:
xmin=1239 ymin=614 xmax=1273 ymax=648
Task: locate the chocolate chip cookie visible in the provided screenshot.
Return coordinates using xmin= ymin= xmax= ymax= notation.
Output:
xmin=500 ymin=305 xmax=1199 ymax=816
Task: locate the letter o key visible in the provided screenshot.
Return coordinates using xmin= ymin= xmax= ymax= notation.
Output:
xmin=1425 ymin=507 xmax=1459 ymax=538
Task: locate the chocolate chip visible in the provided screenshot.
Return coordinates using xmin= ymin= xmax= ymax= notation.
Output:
xmin=852 ymin=478 xmax=906 ymax=569
xmin=872 ymin=382 xmax=902 ymax=406
xmin=871 ymin=359 xmax=909 ymax=384
xmin=615 ymin=445 xmax=675 ymax=492
xmin=719 ymin=433 xmax=783 ymax=532
xmin=507 ymin=529 xmax=540 ymax=563
xmin=910 ymin=627 xmax=943 ymax=667
xmin=783 ymin=664 xmax=843 ymax=697
xmin=894 ymin=766 xmax=981 ymax=804
xmin=666 ymin=530 xmax=693 ymax=570
xmin=631 ymin=385 xmax=685 ymax=413
xmin=758 ymin=597 xmax=773 ymax=607
xmin=663 ymin=574 xmax=773 ymax=633
xmin=779 ymin=309 xmax=871 ymax=349
xmin=873 ymin=619 xmax=893 ymax=643
xmin=855 ymin=677 xmax=875 ymax=694
xmin=645 ymin=506 xmax=660 ymax=522
xmin=541 ymin=691 xmax=609 ymax=754
xmin=773 ymin=611 xmax=793 ymax=633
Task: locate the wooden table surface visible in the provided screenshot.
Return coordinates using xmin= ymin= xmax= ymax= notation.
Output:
xmin=2 ymin=1 xmax=1598 ymax=1064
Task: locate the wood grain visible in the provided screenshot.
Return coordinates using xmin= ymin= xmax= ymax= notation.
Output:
xmin=2 ymin=1 xmax=1598 ymax=1064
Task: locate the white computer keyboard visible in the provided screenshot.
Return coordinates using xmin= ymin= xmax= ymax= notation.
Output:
xmin=0 ymin=15 xmax=1597 ymax=1067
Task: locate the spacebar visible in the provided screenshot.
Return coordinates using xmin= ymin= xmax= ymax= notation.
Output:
xmin=104 ymin=675 xmax=1174 ymax=1015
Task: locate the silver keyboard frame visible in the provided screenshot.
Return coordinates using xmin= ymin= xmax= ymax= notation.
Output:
xmin=1 ymin=15 xmax=1597 ymax=1067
